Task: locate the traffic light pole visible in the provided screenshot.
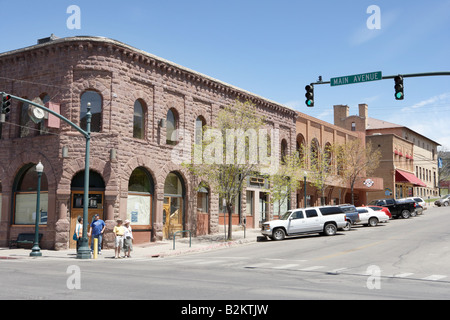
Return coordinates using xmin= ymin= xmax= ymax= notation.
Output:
xmin=306 ymin=71 xmax=450 ymax=106
xmin=309 ymin=71 xmax=450 ymax=85
xmin=0 ymin=92 xmax=92 ymax=259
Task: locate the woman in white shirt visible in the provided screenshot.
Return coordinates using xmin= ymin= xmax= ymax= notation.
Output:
xmin=123 ymin=220 xmax=133 ymax=258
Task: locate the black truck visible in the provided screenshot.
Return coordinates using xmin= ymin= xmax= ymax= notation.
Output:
xmin=368 ymin=198 xmax=416 ymax=219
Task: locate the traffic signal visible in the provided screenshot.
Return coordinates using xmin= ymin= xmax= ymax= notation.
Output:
xmin=305 ymin=84 xmax=314 ymax=107
xmin=394 ymin=75 xmax=404 ymax=100
xmin=1 ymin=94 xmax=11 ymax=114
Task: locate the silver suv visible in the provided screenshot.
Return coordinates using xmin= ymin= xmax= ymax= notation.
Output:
xmin=261 ymin=206 xmax=347 ymax=241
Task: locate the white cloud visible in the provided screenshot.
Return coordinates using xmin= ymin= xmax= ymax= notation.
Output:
xmin=401 ymin=92 xmax=450 ymax=112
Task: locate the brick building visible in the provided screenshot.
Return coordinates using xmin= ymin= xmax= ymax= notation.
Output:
xmin=333 ymin=104 xmax=438 ymax=202
xmin=0 ymin=36 xmax=297 ymax=250
xmin=298 ymin=108 xmax=383 ymax=207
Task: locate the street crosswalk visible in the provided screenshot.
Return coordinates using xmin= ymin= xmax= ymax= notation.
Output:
xmin=144 ymin=255 xmax=450 ymax=283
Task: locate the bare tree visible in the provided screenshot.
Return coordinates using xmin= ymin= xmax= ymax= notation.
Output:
xmin=334 ymin=139 xmax=381 ymax=205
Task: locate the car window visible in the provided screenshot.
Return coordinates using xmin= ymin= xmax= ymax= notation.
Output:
xmin=291 ymin=211 xmax=304 ymax=220
xmin=280 ymin=211 xmax=292 ymax=220
xmin=305 ymin=209 xmax=318 ymax=218
xmin=386 ymin=199 xmax=395 ymax=205
xmin=413 ymin=198 xmax=422 ymax=202
xmin=357 ymin=208 xmax=368 ymax=213
xmin=321 ymin=207 xmax=345 ymax=215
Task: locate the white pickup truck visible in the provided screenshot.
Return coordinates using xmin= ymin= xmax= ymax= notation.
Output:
xmin=261 ymin=206 xmax=348 ymax=241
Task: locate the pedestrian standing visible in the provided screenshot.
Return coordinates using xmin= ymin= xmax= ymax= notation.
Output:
xmin=75 ymin=216 xmax=83 ymax=253
xmin=113 ymin=219 xmax=125 ymax=259
xmin=88 ymin=214 xmax=106 ymax=255
xmin=123 ymin=219 xmax=133 ymax=258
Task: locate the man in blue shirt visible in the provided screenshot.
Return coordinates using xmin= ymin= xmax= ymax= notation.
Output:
xmin=88 ymin=214 xmax=105 ymax=254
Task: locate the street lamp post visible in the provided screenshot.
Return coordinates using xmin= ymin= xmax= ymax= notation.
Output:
xmin=30 ymin=161 xmax=44 ymax=257
xmin=76 ymin=104 xmax=92 ymax=259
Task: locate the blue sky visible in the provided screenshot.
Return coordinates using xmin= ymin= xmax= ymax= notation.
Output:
xmin=2 ymin=0 xmax=450 ymax=148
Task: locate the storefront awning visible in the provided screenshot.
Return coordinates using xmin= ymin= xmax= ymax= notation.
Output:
xmin=395 ymin=170 xmax=426 ymax=187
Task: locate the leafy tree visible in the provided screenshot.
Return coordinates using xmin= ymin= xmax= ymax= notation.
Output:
xmin=268 ymin=152 xmax=302 ymax=216
xmin=184 ymin=100 xmax=268 ymax=240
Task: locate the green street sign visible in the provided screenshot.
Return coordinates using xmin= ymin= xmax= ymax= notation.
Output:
xmin=331 ymin=71 xmax=382 ymax=86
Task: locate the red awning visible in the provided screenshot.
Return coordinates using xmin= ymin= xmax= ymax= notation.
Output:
xmin=395 ymin=170 xmax=426 ymax=187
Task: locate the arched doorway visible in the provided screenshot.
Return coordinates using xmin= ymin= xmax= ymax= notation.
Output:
xmin=163 ymin=172 xmax=185 ymax=239
xmin=69 ymin=170 xmax=105 ymax=249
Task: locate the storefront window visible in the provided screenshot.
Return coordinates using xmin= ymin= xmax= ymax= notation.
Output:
xmin=14 ymin=164 xmax=49 ymax=225
xmin=127 ymin=168 xmax=153 ymax=226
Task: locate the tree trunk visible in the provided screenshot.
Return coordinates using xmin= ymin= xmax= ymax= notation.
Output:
xmin=226 ymin=203 xmax=233 ymax=240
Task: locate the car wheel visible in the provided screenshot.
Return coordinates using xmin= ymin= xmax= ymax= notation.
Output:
xmin=272 ymin=228 xmax=286 ymax=241
xmin=323 ymin=223 xmax=337 ymax=236
xmin=444 ymin=202 xmax=449 ymax=207
xmin=401 ymin=210 xmax=410 ymax=219
xmin=368 ymin=217 xmax=378 ymax=227
xmin=342 ymin=221 xmax=352 ymax=231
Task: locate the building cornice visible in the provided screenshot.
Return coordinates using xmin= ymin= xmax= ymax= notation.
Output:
xmin=0 ymin=36 xmax=297 ymax=118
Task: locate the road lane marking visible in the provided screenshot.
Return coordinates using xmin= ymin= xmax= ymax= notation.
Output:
xmin=393 ymin=273 xmax=414 ymax=278
xmin=422 ymin=275 xmax=447 ymax=281
xmin=245 ymin=262 xmax=271 ymax=269
xmin=272 ymin=264 xmax=299 ymax=269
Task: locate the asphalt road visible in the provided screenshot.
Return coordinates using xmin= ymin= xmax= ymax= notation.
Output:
xmin=1 ymin=206 xmax=450 ymax=302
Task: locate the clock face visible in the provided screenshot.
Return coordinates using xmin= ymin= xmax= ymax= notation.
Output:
xmin=32 ymin=107 xmax=45 ymax=119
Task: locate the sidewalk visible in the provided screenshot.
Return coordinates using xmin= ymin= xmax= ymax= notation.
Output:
xmin=0 ymin=228 xmax=263 ymax=261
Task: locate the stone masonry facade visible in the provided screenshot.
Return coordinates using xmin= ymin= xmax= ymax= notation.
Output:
xmin=0 ymin=36 xmax=297 ymax=250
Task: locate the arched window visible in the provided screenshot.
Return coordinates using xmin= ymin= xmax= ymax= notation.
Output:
xmin=310 ymin=138 xmax=320 ymax=168
xmin=80 ymin=90 xmax=102 ymax=132
xmin=324 ymin=142 xmax=332 ymax=173
xmin=127 ymin=167 xmax=154 ymax=226
xmin=296 ymin=134 xmax=306 ymax=166
xmin=39 ymin=94 xmax=51 ymax=135
xmin=133 ymin=100 xmax=145 ymax=139
xmin=281 ymin=139 xmax=288 ymax=164
xmin=166 ymin=109 xmax=178 ymax=145
xmin=13 ymin=164 xmax=49 ymax=225
xmin=195 ymin=116 xmax=206 ymax=145
xmin=19 ymin=97 xmax=38 ymax=138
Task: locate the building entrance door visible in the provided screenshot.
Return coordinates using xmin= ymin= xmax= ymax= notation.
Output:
xmin=69 ymin=191 xmax=104 ymax=249
xmin=163 ymin=196 xmax=183 ymax=239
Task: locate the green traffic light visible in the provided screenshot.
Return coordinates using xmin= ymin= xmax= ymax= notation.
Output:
xmin=395 ymin=92 xmax=403 ymax=100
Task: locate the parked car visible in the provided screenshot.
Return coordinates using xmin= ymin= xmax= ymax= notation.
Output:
xmin=400 ymin=197 xmax=426 ymax=214
xmin=368 ymin=205 xmax=392 ymax=219
xmin=367 ymin=198 xmax=416 ymax=219
xmin=435 ymin=194 xmax=450 ymax=207
xmin=356 ymin=207 xmax=390 ymax=227
xmin=338 ymin=204 xmax=360 ymax=231
xmin=261 ymin=206 xmax=347 ymax=241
